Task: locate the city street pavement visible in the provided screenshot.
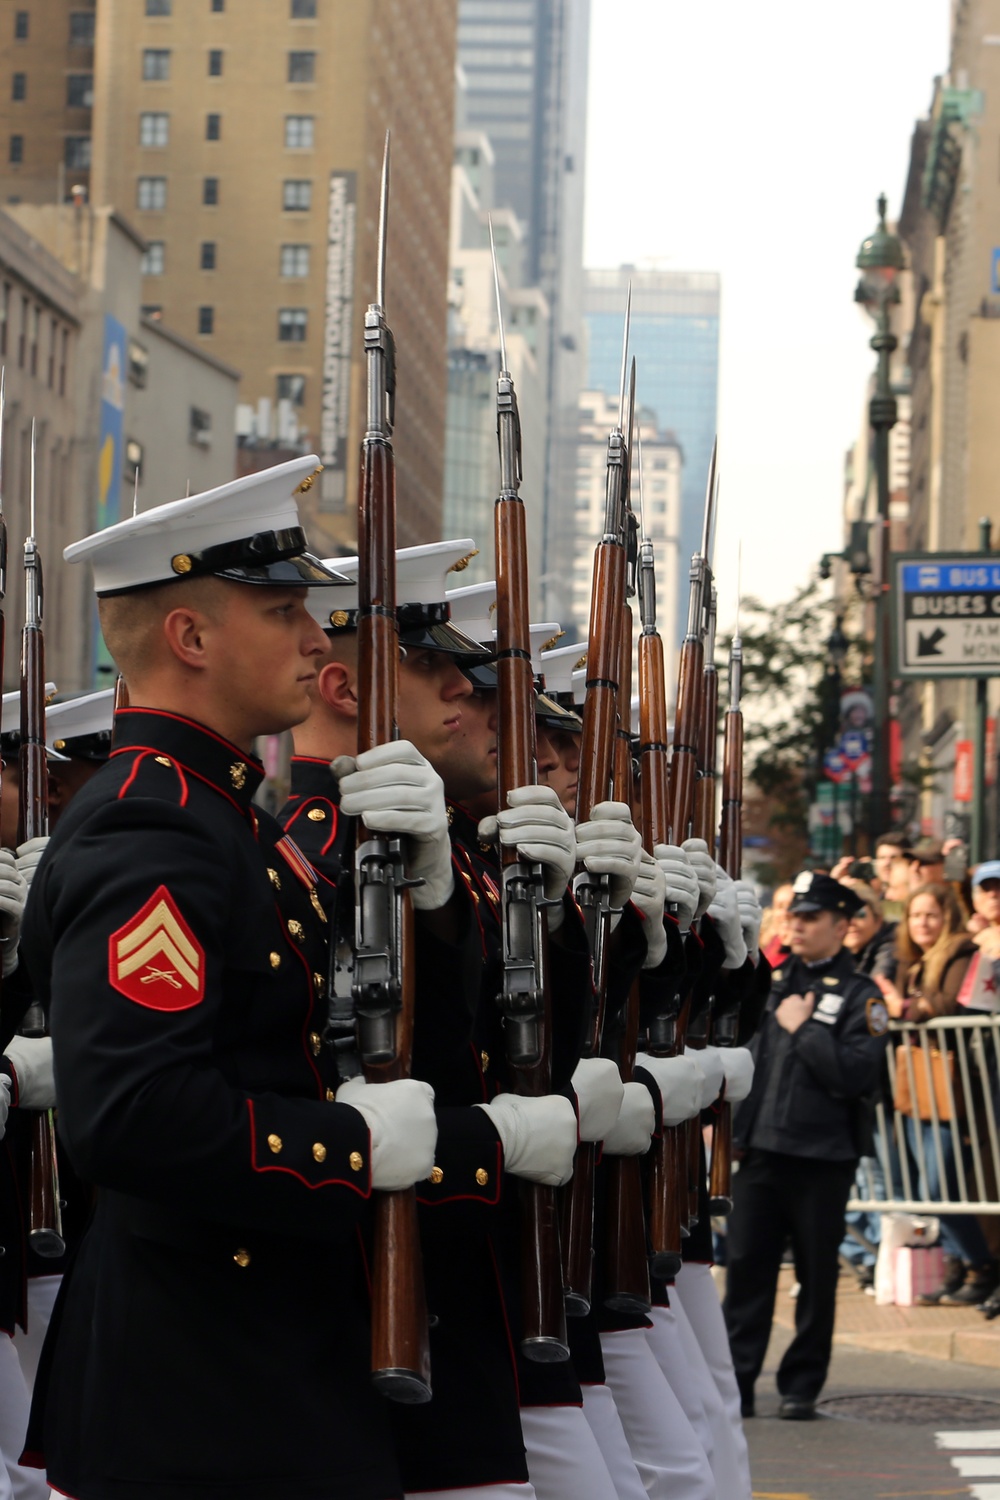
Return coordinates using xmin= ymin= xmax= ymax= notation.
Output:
xmin=745 ymin=1281 xmax=1000 ymax=1498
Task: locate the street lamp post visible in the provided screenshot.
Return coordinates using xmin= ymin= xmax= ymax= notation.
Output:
xmin=855 ymin=194 xmax=903 ymax=845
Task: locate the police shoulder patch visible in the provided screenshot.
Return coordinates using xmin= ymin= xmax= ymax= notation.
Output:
xmin=866 ymin=996 xmax=890 ymax=1037
xmin=109 ymin=885 xmax=205 ymax=1012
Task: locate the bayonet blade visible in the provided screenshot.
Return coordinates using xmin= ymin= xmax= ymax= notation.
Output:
xmin=700 ymin=436 xmax=718 ymax=564
xmin=489 ymin=216 xmax=508 ymax=375
xmin=29 ymin=419 xmax=36 ymax=540
xmin=376 ymin=129 xmax=390 ymax=312
xmin=616 ymin=282 xmax=631 ymax=433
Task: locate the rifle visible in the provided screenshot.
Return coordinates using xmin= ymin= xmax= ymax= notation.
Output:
xmin=708 ymin=621 xmax=743 ymax=1214
xmin=563 ymin=319 xmax=632 ymax=1319
xmin=603 ymin=512 xmax=651 ymax=1315
xmin=489 ymin=225 xmax=569 ymax=1362
xmin=353 ymin=133 xmax=431 ymax=1404
xmin=635 ymin=425 xmax=686 ymax=1279
xmin=18 ymin=421 xmax=64 ymax=1257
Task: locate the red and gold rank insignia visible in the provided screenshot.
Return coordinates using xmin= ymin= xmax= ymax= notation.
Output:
xmin=109 ymin=885 xmax=205 ymax=1011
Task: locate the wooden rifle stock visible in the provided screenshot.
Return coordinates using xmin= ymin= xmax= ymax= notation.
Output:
xmin=18 ymin=437 xmax=64 ymax=1258
xmin=490 ymin=226 xmax=568 ymax=1362
xmin=603 ymin=606 xmax=651 ymax=1315
xmin=354 ymin=135 xmax=430 ymax=1405
xmin=709 ymin=637 xmax=744 ymax=1215
xmin=563 ymin=351 xmax=633 ymax=1317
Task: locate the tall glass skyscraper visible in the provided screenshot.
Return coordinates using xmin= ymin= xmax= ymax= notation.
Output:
xmin=583 ymin=268 xmax=720 ymax=640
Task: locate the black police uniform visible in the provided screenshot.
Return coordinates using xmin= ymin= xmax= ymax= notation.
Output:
xmin=280 ymin=757 xmax=530 ymax=1494
xmin=724 ymin=877 xmax=889 ymax=1408
xmin=21 ymin=709 xmax=402 ymax=1500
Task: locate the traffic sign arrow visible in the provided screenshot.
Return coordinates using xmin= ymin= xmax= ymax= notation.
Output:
xmin=917 ymin=627 xmax=947 ymax=656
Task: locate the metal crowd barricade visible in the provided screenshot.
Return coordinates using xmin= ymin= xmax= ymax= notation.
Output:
xmin=849 ymin=1013 xmax=1000 ymax=1215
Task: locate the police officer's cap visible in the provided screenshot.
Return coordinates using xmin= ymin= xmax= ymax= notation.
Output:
xmin=45 ymin=689 xmax=115 ymax=764
xmin=65 ymin=455 xmax=349 ymax=596
xmin=788 ymin=870 xmax=865 ymax=919
xmin=316 ymin=540 xmax=493 ymax=662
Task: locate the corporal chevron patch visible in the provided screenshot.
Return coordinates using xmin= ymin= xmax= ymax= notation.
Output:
xmin=109 ymin=885 xmax=205 ymax=1011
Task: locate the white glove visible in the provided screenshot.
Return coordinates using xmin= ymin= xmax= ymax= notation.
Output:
xmin=0 ymin=849 xmax=27 ymax=978
xmin=687 ymin=1044 xmax=725 ymax=1109
xmin=478 ymin=785 xmax=575 ymax=919
xmin=682 ymin=838 xmax=717 ymax=919
xmin=735 ymin=881 xmax=762 ymax=964
xmin=721 ymin=1047 xmax=755 ymax=1103
xmin=474 ymin=1092 xmax=577 ymax=1186
xmin=653 ymin=843 xmax=700 ymax=934
xmin=333 ymin=742 xmax=453 ymax=912
xmin=575 ymin=802 xmax=642 ymax=910
xmin=602 ymin=1080 xmax=655 ymax=1156
xmin=3 ymin=1035 xmax=55 ymax=1109
xmin=634 ymin=1052 xmax=703 ymax=1127
xmin=0 ymin=1075 xmax=9 ymax=1140
xmin=15 ymin=835 xmax=49 ymax=891
xmin=335 ymin=1076 xmax=437 ymax=1191
xmin=707 ymin=869 xmax=748 ymax=968
xmin=631 ymin=851 xmax=668 ymax=969
xmin=571 ymin=1057 xmax=624 ymax=1142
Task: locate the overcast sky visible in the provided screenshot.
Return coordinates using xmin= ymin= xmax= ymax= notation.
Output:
xmin=583 ymin=0 xmax=952 ymax=627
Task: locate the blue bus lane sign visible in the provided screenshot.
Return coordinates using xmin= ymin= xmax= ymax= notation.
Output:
xmin=895 ymin=555 xmax=1000 ymax=677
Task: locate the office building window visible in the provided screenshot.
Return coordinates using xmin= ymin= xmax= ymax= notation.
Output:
xmin=12 ymin=74 xmax=25 ymax=102
xmin=59 ymin=326 xmax=68 ymax=393
xmin=211 ymin=0 xmax=225 ymax=9
xmin=277 ymin=373 xmax=306 ymax=405
xmin=284 ymin=115 xmax=314 ymax=149
xmin=200 ymin=241 xmax=216 ymax=270
xmin=129 ymin=340 xmax=149 ymax=387
xmin=69 ymin=12 xmax=94 ymax=44
xmin=64 ymin=136 xmax=90 ymax=169
xmin=208 ymin=49 xmax=223 ymax=76
xmin=146 ymin=0 xmax=171 ymax=13
xmin=47 ymin=317 xmax=56 ymax=388
xmin=9 ymin=135 xmax=23 ymax=165
xmin=278 ymin=308 xmax=307 ymax=342
xmin=280 ymin=244 xmax=310 ymax=277
xmin=30 ymin=305 xmax=39 ymax=376
xmin=287 ymin=51 xmax=315 ymax=83
xmin=140 ymin=111 xmax=169 ymax=147
xmin=190 ymin=406 xmax=212 ymax=444
xmin=137 ymin=175 xmax=167 ymax=210
xmin=198 ymin=307 xmax=214 ymax=336
xmin=66 ymin=73 xmax=92 ymax=107
xmin=203 ymin=176 xmax=219 ymax=205
xmin=291 ymin=0 xmax=317 ymax=14
xmin=205 ymin=112 xmax=220 ymax=140
xmin=142 ymin=49 xmax=171 ymax=80
xmin=142 ymin=241 xmax=165 ymax=275
xmin=14 ymin=12 xmax=28 ymax=40
xmin=282 ymin=178 xmax=311 ymax=211
xmin=0 ymin=285 xmax=8 ymax=358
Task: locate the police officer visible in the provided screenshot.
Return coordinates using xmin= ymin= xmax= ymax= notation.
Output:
xmin=724 ymin=871 xmax=890 ymax=1420
xmin=19 ymin=456 xmax=441 ymax=1500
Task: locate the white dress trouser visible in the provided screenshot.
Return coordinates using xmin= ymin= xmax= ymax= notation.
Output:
xmin=673 ymin=1263 xmax=751 ymax=1497
xmin=599 ymin=1328 xmax=715 ymax=1500
xmin=581 ymin=1382 xmax=648 ymax=1500
xmin=646 ymin=1302 xmax=749 ymax=1500
xmin=520 ymin=1404 xmax=620 ymax=1500
xmin=0 ymin=1335 xmax=49 ymax=1500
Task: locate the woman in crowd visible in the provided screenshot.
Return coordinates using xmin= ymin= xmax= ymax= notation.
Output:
xmin=841 ymin=879 xmax=897 ymax=979
xmin=876 ymin=883 xmax=997 ymax=1307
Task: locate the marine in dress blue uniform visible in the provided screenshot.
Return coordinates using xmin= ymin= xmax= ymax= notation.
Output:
xmin=20 ymin=457 xmax=441 ymax=1500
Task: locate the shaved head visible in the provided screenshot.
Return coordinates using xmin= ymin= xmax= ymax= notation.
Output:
xmin=98 ymin=577 xmax=231 ymax=680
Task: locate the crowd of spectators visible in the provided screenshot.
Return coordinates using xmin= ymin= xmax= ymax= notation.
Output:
xmin=754 ymin=833 xmax=1000 ymax=1318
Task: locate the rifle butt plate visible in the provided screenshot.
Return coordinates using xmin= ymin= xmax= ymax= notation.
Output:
xmin=708 ymin=1194 xmax=733 ymax=1216
xmin=371 ymin=1368 xmax=433 ymax=1405
xmin=649 ymin=1250 xmax=683 ymax=1280
xmin=521 ymin=1334 xmax=571 ymax=1364
xmin=563 ymin=1290 xmax=590 ymax=1319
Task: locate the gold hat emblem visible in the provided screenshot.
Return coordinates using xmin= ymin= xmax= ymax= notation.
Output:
xmin=294 ymin=465 xmax=324 ymax=495
xmin=541 ymin=630 xmax=565 ymax=654
xmin=575 ymin=652 xmax=588 ymax=671
xmin=53 ymin=739 xmax=66 ymax=751
xmin=448 ymin=549 xmax=480 ymax=573
xmin=230 ymin=761 xmax=247 ymax=789
xmin=172 ymin=554 xmax=193 ymax=575
xmin=330 ymin=609 xmax=350 ymax=628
